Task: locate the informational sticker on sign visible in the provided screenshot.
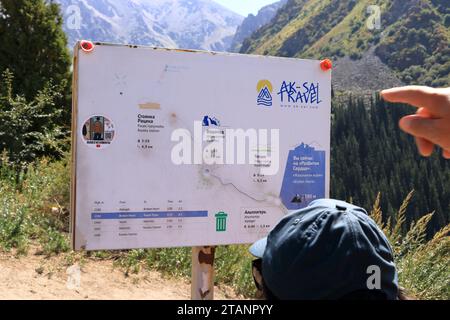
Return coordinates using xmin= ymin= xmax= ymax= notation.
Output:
xmin=71 ymin=42 xmax=331 ymax=251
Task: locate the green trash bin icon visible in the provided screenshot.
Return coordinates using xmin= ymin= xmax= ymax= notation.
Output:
xmin=215 ymin=211 xmax=228 ymax=232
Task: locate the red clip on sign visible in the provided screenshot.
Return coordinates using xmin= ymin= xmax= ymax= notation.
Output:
xmin=80 ymin=40 xmax=94 ymax=53
xmin=320 ymin=59 xmax=332 ymax=71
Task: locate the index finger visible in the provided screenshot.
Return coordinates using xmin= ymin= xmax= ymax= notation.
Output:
xmin=380 ymin=86 xmax=446 ymax=116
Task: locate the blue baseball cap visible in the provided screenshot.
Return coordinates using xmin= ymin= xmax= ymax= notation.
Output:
xmin=250 ymin=199 xmax=398 ymax=300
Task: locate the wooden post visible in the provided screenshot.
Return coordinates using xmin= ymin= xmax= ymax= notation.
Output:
xmin=191 ymin=246 xmax=216 ymax=300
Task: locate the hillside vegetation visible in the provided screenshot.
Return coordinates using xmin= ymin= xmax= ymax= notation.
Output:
xmin=0 ymin=0 xmax=448 ymax=300
xmin=241 ymin=0 xmax=450 ymax=87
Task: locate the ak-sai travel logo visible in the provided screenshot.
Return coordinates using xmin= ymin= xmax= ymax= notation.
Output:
xmin=256 ymin=80 xmax=273 ymax=107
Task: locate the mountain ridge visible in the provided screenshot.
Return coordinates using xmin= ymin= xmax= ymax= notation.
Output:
xmin=56 ymin=0 xmax=243 ymax=51
xmin=229 ymin=0 xmax=287 ymax=53
xmin=241 ymin=0 xmax=449 ymax=88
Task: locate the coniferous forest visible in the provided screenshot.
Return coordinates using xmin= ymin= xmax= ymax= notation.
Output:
xmin=331 ymin=95 xmax=449 ymax=235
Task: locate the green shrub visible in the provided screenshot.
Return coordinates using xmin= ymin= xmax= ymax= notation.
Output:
xmin=39 ymin=226 xmax=70 ymax=255
xmin=350 ymin=52 xmax=362 ymax=60
xmin=0 ymin=70 xmax=68 ymax=167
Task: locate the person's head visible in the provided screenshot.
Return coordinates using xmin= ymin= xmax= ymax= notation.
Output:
xmin=250 ymin=199 xmax=400 ymax=300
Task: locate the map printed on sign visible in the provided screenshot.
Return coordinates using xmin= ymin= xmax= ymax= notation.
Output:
xmin=71 ymin=42 xmax=331 ymax=250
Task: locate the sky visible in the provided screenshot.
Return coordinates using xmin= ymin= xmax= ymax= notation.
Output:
xmin=214 ymin=0 xmax=280 ymax=16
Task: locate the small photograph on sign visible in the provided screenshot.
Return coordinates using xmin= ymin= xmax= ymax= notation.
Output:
xmin=82 ymin=115 xmax=115 ymax=149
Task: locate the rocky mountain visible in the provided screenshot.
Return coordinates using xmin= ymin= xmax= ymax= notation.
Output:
xmin=228 ymin=0 xmax=287 ymax=53
xmin=240 ymin=0 xmax=450 ymax=90
xmin=56 ymin=0 xmax=243 ymax=51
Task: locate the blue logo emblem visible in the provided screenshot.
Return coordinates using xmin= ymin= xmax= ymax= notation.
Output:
xmin=257 ymin=80 xmax=273 ymax=107
xmin=202 ymin=115 xmax=221 ymax=127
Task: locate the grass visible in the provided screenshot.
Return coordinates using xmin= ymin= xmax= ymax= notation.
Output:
xmin=0 ymin=153 xmax=448 ymax=299
xmin=255 ymin=0 xmax=330 ymax=56
xmin=370 ymin=192 xmax=450 ymax=299
xmin=303 ymin=0 xmax=385 ymax=58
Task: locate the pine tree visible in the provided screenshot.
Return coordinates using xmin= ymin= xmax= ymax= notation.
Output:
xmin=0 ymin=0 xmax=70 ymax=103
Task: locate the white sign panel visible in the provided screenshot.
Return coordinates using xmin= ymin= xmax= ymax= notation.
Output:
xmin=71 ymin=42 xmax=331 ymax=250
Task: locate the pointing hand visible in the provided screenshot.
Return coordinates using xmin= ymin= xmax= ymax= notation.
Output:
xmin=381 ymin=86 xmax=450 ymax=159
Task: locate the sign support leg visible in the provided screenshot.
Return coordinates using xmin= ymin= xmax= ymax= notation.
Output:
xmin=191 ymin=246 xmax=216 ymax=300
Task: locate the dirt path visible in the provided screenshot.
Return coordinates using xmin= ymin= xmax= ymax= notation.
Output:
xmin=0 ymin=248 xmax=240 ymax=300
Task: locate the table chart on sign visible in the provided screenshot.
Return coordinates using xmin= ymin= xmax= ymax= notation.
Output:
xmin=89 ymin=200 xmax=209 ymax=240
